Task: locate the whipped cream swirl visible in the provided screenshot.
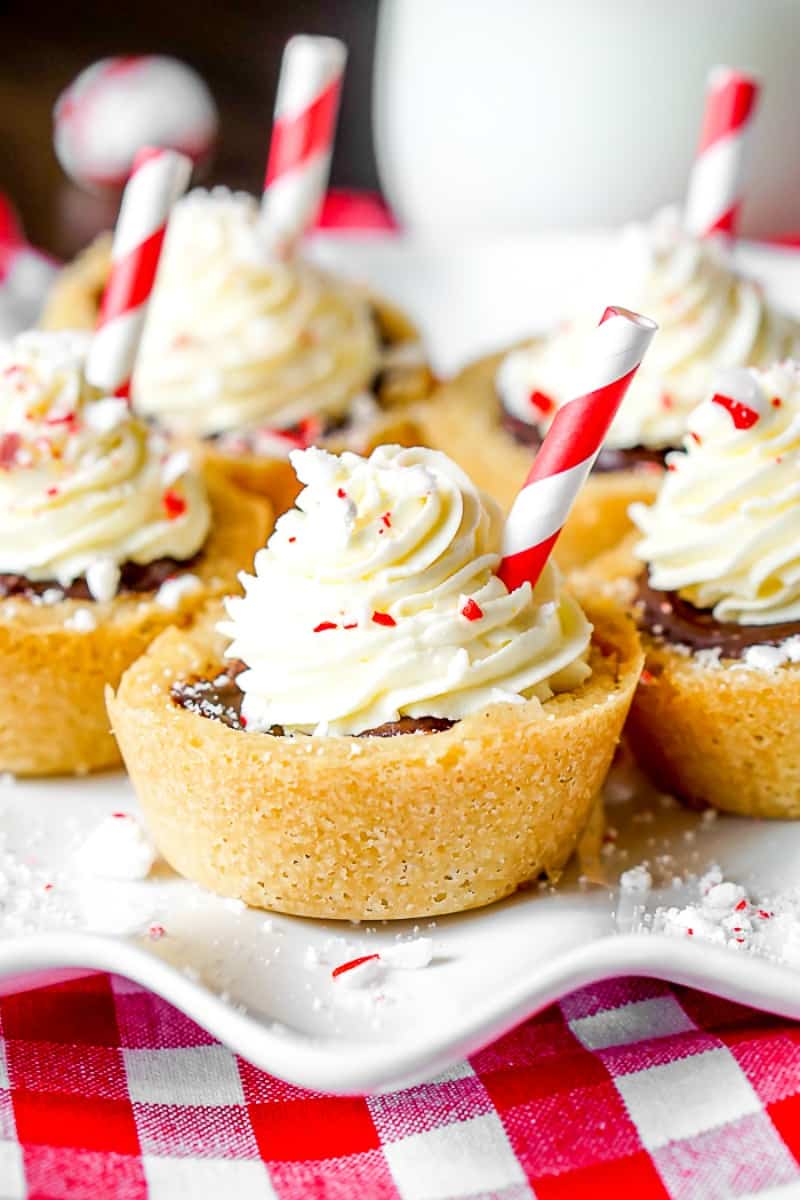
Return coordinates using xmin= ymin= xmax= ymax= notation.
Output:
xmin=631 ymin=361 xmax=800 ymax=625
xmin=0 ymin=330 xmax=210 ymax=598
xmin=220 ymin=444 xmax=592 ymax=736
xmin=133 ymin=188 xmax=381 ymax=439
xmin=497 ymin=207 xmax=800 ymax=452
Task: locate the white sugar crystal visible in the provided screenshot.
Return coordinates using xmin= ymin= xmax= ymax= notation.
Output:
xmin=382 ymin=937 xmax=434 ymax=970
xmin=303 ymin=946 xmax=320 ymax=969
xmin=155 ymin=573 xmax=202 ymax=610
xmin=619 ymin=865 xmax=652 ymax=894
xmin=74 ymin=813 xmax=157 ymax=881
xmin=85 ymin=559 xmax=121 ymax=603
xmin=64 ymin=607 xmax=97 ymax=632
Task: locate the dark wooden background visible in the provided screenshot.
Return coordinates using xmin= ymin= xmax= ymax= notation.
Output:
xmin=0 ymin=0 xmax=381 ymax=259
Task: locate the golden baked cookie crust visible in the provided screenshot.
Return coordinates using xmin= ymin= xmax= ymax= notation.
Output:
xmin=0 ymin=473 xmax=271 ymax=777
xmin=579 ymin=532 xmax=800 ymax=818
xmin=108 ymin=598 xmax=642 ymax=920
xmin=626 ymin=637 xmax=800 ymax=819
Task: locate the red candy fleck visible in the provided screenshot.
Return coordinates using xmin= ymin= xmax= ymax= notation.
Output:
xmin=381 ymin=512 xmax=392 ymax=529
xmin=288 ymin=536 xmax=296 ymax=543
xmin=771 ymin=397 xmax=782 ymax=408
xmin=240 ymin=715 xmax=247 ymax=728
xmin=690 ymin=431 xmax=702 ymax=445
xmin=343 ymin=622 xmax=357 ymax=630
xmin=163 ymin=489 xmax=187 ymax=520
xmin=661 ymin=392 xmax=674 ymax=411
xmin=640 ymin=668 xmax=656 ymax=686
xmin=372 ymin=611 xmax=396 ymax=627
xmin=45 ymin=410 xmax=77 ymax=428
xmin=735 ymin=899 xmax=747 ymax=911
xmin=0 ymin=433 xmax=20 ymax=468
xmin=112 ymin=812 xmax=128 ymax=819
xmin=687 ymin=928 xmax=694 ymax=936
xmin=313 ymin=621 xmax=338 ymax=633
xmin=528 ymin=390 xmax=555 ymax=417
xmin=461 ymin=598 xmax=484 ymax=622
xmin=336 ymin=488 xmax=347 ymax=499
xmin=331 ymin=954 xmax=380 ymax=979
xmin=297 ymin=416 xmax=322 ymax=445
xmin=758 ymin=910 xmax=773 ymax=920
xmin=43 ymin=883 xmax=53 ymax=892
xmin=667 ymin=463 xmax=678 ymax=472
xmin=148 ymin=924 xmax=166 ymax=941
xmin=46 ymin=486 xmax=59 ymax=497
xmin=711 ymin=393 xmax=761 ymax=430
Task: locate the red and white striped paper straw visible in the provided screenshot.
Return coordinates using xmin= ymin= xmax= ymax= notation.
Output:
xmin=261 ymin=35 xmax=347 ymax=249
xmin=685 ymin=66 xmax=760 ymax=241
xmin=85 ymin=146 xmax=191 ymax=397
xmin=498 ymin=307 xmax=657 ymax=594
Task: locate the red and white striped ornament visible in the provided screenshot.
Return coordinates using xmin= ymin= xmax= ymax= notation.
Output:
xmin=498 ymin=307 xmax=657 ymax=594
xmin=261 ymin=35 xmax=347 ymax=249
xmin=685 ymin=66 xmax=760 ymax=241
xmin=54 ymin=56 xmax=218 ymax=191
xmin=85 ymin=146 xmax=191 ymax=398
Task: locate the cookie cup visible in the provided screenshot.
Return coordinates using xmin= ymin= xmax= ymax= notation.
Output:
xmin=416 ymin=349 xmax=661 ymax=570
xmin=107 ymin=598 xmax=642 ymax=920
xmin=41 ymin=235 xmax=433 ymax=513
xmin=583 ymin=535 xmax=800 ymax=819
xmin=0 ymin=473 xmax=271 ymax=777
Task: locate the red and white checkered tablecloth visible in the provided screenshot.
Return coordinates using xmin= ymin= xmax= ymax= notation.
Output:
xmin=1 ymin=971 xmax=799 ymax=1199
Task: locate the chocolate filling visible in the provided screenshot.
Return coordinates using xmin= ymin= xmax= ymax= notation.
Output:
xmin=0 ymin=554 xmax=201 ymax=602
xmin=171 ymin=662 xmax=456 ymax=738
xmin=500 ymin=404 xmax=666 ymax=473
xmin=636 ymin=572 xmax=800 ymax=658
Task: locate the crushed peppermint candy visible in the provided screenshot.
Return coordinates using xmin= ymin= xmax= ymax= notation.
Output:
xmin=73 ymin=813 xmax=158 ymax=881
xmin=710 ymin=392 xmax=761 ymax=430
xmin=331 ymin=954 xmax=382 ymax=985
xmin=329 ymin=937 xmax=434 ymax=987
xmin=64 ymin=607 xmax=97 ymax=633
xmin=155 ymin=573 xmax=202 ymax=610
xmin=371 ymin=611 xmax=396 ymax=628
xmin=737 ymin=638 xmax=800 ymax=673
xmin=85 ymin=559 xmax=121 ymax=603
xmin=460 ymin=598 xmax=484 ymax=622
xmin=620 ymin=863 xmax=800 ymax=969
xmin=161 ymin=449 xmax=193 ymax=487
xmin=162 ymin=488 xmax=187 ymax=520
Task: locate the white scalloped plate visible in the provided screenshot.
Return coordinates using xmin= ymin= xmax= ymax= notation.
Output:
xmin=5 ymin=233 xmax=799 ymax=1096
